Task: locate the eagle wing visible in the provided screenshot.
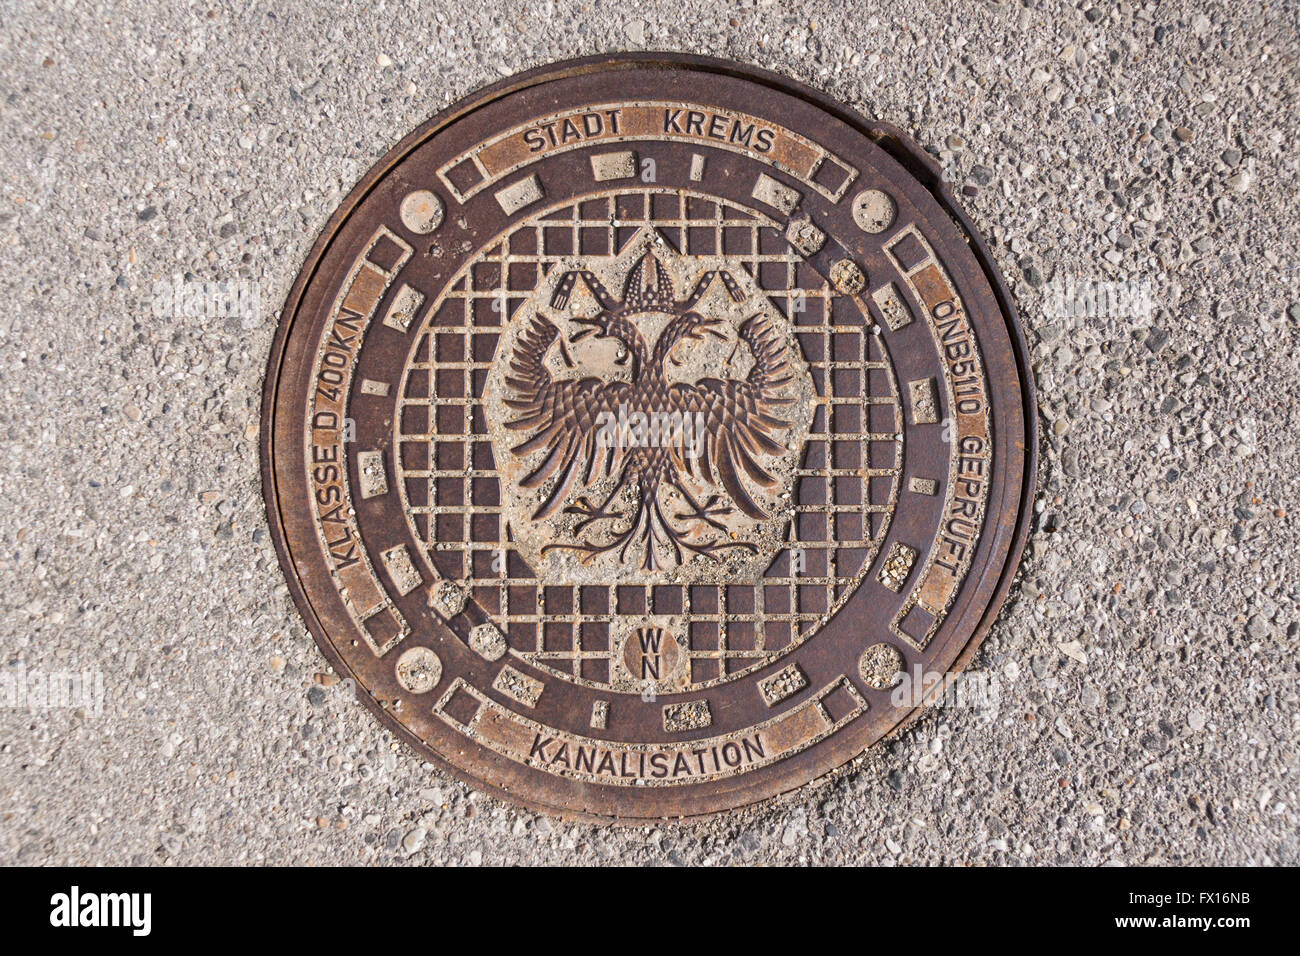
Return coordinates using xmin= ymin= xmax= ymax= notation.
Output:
xmin=669 ymin=314 xmax=796 ymax=518
xmin=503 ymin=314 xmax=628 ymax=519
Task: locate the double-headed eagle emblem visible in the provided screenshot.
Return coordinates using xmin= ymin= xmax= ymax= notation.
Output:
xmin=502 ymin=251 xmax=797 ymax=571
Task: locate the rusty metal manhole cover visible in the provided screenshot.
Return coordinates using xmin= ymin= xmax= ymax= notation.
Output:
xmin=261 ymin=54 xmax=1035 ymax=820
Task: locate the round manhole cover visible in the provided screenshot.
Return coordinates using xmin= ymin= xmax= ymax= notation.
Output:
xmin=261 ymin=54 xmax=1036 ymax=820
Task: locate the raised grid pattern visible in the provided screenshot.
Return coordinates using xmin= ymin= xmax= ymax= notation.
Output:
xmin=394 ymin=189 xmax=902 ymax=690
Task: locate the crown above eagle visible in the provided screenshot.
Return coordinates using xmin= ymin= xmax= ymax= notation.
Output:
xmin=621 ymin=252 xmax=677 ymax=312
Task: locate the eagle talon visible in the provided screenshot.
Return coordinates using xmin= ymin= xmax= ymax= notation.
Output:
xmin=673 ymin=493 xmax=734 ymax=533
xmin=564 ymin=495 xmax=626 ymax=535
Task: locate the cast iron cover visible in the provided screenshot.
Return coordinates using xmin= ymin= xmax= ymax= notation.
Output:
xmin=261 ymin=54 xmax=1036 ymax=820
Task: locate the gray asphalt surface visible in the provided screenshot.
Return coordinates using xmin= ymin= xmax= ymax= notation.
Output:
xmin=1 ymin=0 xmax=1296 ymax=865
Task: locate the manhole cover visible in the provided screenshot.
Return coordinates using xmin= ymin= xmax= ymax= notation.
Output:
xmin=261 ymin=54 xmax=1035 ymax=820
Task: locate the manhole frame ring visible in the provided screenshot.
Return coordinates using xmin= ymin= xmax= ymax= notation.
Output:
xmin=259 ymin=51 xmax=1039 ymax=824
